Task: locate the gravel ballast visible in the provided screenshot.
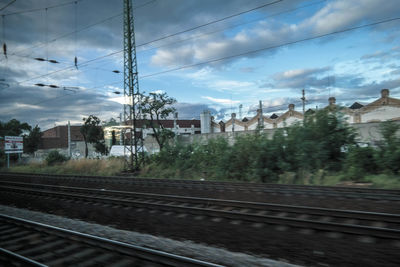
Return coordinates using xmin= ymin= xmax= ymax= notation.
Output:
xmin=0 ymin=204 xmax=299 ymax=267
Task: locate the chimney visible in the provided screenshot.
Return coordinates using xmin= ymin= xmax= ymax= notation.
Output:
xmin=381 ymin=89 xmax=389 ymax=98
xmin=288 ymin=103 xmax=295 ymax=116
xmin=328 ymin=97 xmax=336 ymax=106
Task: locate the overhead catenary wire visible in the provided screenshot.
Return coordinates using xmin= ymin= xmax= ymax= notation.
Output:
xmin=14 ymin=15 xmax=400 ymax=94
xmin=0 ymin=0 xmax=82 ymax=17
xmin=140 ymin=16 xmax=400 ymax=79
xmin=6 ymin=2 xmax=366 ymax=83
xmin=5 ymin=6 xmax=400 ymax=114
xmin=3 ymin=0 xmax=324 ymax=80
xmin=2 ymin=0 xmax=282 ymax=69
xmin=137 ymin=0 xmax=326 ymax=55
xmin=11 ymin=0 xmax=322 ymax=80
xmin=0 ymin=0 xmax=16 ymax=12
xmin=7 ymin=0 xmax=322 ymax=74
xmin=4 ymin=0 xmax=286 ymax=86
xmin=0 ymin=0 xmax=156 ymax=62
xmin=137 ymin=0 xmax=283 ymax=47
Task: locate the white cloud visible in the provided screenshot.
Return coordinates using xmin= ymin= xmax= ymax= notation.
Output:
xmin=202 ymin=96 xmax=240 ymax=105
xmin=208 ymin=80 xmax=254 ymax=92
xmin=150 ymin=89 xmax=164 ymax=94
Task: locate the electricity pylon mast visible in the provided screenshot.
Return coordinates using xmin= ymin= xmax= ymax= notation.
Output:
xmin=123 ymin=0 xmax=142 ymax=172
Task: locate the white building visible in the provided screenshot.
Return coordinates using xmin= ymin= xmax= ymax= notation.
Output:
xmin=201 ymin=89 xmax=400 ymax=133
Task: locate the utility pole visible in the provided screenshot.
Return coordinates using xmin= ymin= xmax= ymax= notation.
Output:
xmin=258 ymin=100 xmax=264 ymax=130
xmin=173 ymin=112 xmax=178 ymax=141
xmin=123 ymin=0 xmax=142 ymax=172
xmin=67 ymin=121 xmax=71 ymax=158
xmin=301 ymin=89 xmax=306 ymax=115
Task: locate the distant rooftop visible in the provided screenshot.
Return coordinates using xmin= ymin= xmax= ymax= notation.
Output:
xmin=349 ymin=102 xmax=364 ymax=109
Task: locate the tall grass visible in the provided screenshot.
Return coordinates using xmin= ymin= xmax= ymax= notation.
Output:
xmin=6 ymin=157 xmax=124 ymax=176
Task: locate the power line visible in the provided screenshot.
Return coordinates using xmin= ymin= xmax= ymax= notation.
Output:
xmin=137 ymin=0 xmax=326 ymax=55
xmin=6 ymin=0 xmax=293 ymax=84
xmin=15 ymin=16 xmax=400 ymax=94
xmin=140 ymin=16 xmax=400 ymax=79
xmin=0 ymin=0 xmax=156 ymax=62
xmin=0 ymin=0 xmax=82 ymax=17
xmin=0 ymin=0 xmax=16 ymax=12
xmin=17 ymin=0 xmax=322 ymax=77
xmin=137 ymin=0 xmax=283 ymax=47
xmin=5 ymin=0 xmax=283 ymax=80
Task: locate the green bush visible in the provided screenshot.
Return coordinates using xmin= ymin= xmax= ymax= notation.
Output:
xmin=343 ymin=146 xmax=377 ymax=181
xmin=46 ymin=150 xmax=68 ymax=165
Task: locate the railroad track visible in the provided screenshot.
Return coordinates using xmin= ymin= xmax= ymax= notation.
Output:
xmin=1 ymin=181 xmax=400 ymax=241
xmin=1 ymin=172 xmax=400 ymax=201
xmin=0 ymin=214 xmax=223 ymax=267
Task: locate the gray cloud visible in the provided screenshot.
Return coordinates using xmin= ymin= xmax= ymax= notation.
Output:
xmin=261 ymin=66 xmax=332 ymax=89
xmin=0 ymin=84 xmax=121 ymax=130
xmin=174 ymin=102 xmax=217 ymax=120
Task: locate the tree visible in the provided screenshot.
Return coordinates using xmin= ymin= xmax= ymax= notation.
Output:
xmin=24 ymin=125 xmax=42 ymax=154
xmin=376 ymin=121 xmax=400 ymax=173
xmin=111 ymin=130 xmax=117 ymax=146
xmin=140 ymin=92 xmax=177 ymax=150
xmin=283 ymin=109 xmax=356 ymax=172
xmin=0 ymin=119 xmax=31 ymax=137
xmin=80 ymin=115 xmax=106 ymax=158
xmin=0 ymin=119 xmax=33 ymax=164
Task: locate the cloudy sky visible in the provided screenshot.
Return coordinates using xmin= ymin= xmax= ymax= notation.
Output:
xmin=0 ymin=0 xmax=399 ymax=130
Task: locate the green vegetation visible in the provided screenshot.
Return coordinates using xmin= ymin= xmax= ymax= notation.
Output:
xmin=6 ymin=157 xmax=124 ymax=176
xmin=81 ymin=115 xmax=107 ymax=157
xmin=140 ymin=91 xmax=177 ymax=150
xmin=2 ymin=110 xmax=399 ymax=189
xmin=46 ymin=150 xmax=69 ymax=165
xmin=24 ymin=125 xmax=42 ymax=154
xmin=141 ymin=110 xmax=400 ymax=189
xmin=0 ymin=119 xmax=42 ymax=166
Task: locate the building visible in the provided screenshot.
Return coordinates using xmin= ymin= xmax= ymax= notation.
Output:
xmin=37 ymin=124 xmax=97 ymax=158
xmin=103 ymin=118 xmax=201 ymax=154
xmin=345 ymin=89 xmax=400 ymax=123
xmin=201 ymin=89 xmax=400 ymax=133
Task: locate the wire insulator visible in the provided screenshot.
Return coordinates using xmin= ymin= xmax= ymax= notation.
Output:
xmin=3 ymin=43 xmax=7 ymax=58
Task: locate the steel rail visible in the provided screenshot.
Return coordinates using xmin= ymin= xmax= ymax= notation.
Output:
xmin=0 ymin=248 xmax=48 ymax=267
xmin=1 ymin=184 xmax=400 ymax=240
xmin=1 ymin=172 xmax=400 ymax=200
xmin=1 ymin=180 xmax=400 ymax=225
xmin=0 ymin=214 xmax=224 ymax=267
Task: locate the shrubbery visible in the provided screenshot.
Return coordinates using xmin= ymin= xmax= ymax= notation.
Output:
xmin=144 ymin=110 xmax=400 ymax=183
xmin=46 ymin=150 xmax=68 ymax=165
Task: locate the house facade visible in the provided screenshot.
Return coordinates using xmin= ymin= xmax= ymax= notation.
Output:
xmin=201 ymin=89 xmax=400 ymax=133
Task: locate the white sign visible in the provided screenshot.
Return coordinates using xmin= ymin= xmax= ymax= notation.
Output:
xmin=109 ymin=145 xmax=147 ymax=157
xmin=5 ymin=136 xmax=23 ymax=154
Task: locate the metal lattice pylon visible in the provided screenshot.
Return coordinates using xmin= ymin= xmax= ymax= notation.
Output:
xmin=123 ymin=0 xmax=142 ymax=172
